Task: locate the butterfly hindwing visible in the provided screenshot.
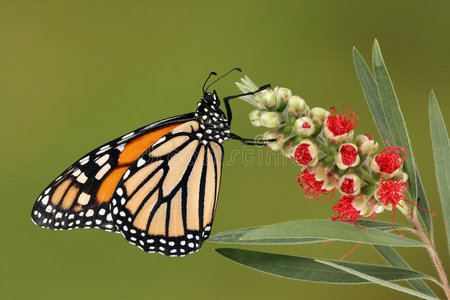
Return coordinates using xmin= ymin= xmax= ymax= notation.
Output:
xmin=31 ymin=114 xmax=195 ymax=232
xmin=111 ymin=121 xmax=224 ymax=256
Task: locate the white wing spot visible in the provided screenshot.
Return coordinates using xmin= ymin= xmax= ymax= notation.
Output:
xmin=78 ymin=192 xmax=91 ymax=205
xmin=123 ymin=170 xmax=130 ymax=179
xmin=44 ymin=188 xmax=51 ymax=195
xmin=73 ymin=169 xmax=81 ymax=176
xmin=106 ymin=213 xmax=113 ymax=221
xmin=77 ymin=172 xmax=88 ymax=184
xmin=95 ymin=164 xmax=111 ymax=180
xmin=41 ymin=195 xmax=49 ymax=205
xmin=137 ymin=158 xmax=146 ymax=168
xmin=79 ymin=156 xmax=90 ymax=165
xmin=96 ymin=154 xmax=110 ymax=166
xmin=86 ymin=209 xmax=94 ymax=217
xmin=116 ymin=188 xmax=123 ymax=196
xmin=99 ymin=208 xmax=106 ymax=216
xmin=45 ymin=206 xmax=52 ymax=213
xmin=121 ymin=132 xmax=135 ymax=140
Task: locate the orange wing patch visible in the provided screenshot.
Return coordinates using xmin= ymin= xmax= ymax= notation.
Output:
xmin=95 ymin=123 xmax=182 ymax=204
xmin=118 ymin=124 xmax=181 ymax=166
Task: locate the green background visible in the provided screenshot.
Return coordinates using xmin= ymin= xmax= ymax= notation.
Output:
xmin=1 ymin=1 xmax=449 ymax=299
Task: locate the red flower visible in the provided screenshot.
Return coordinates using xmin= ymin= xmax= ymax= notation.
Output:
xmin=371 ymin=144 xmax=406 ymax=178
xmin=332 ymin=195 xmax=362 ymax=224
xmin=291 ymin=139 xmax=318 ymax=166
xmin=297 ymin=165 xmax=335 ymax=201
xmin=324 ymin=104 xmax=359 ymax=143
xmin=337 ymin=173 xmax=361 ymax=196
xmin=336 ymin=143 xmax=360 ymax=170
xmin=375 ymin=177 xmax=408 ymax=235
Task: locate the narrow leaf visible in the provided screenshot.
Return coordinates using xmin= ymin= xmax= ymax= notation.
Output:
xmin=371 ymin=39 xmax=418 ymax=201
xmin=208 ymin=227 xmax=325 ymax=245
xmin=240 ymin=220 xmax=424 ymax=247
xmin=374 ymin=245 xmax=437 ymax=297
xmin=416 ymin=170 xmax=433 ymax=235
xmin=216 ymin=248 xmax=430 ymax=284
xmin=353 ymin=47 xmax=394 ymax=143
xmin=209 ymin=220 xmax=402 ymax=245
xmin=429 ymin=91 xmax=450 ymax=254
xmin=317 ymin=259 xmax=437 ymax=300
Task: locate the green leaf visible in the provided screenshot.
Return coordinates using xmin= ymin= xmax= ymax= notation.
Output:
xmin=316 ymin=259 xmax=438 ymax=300
xmin=208 ymin=226 xmax=325 ymax=245
xmin=429 ymin=91 xmax=450 ymax=254
xmin=416 ymin=170 xmax=433 ymax=236
xmin=374 ymin=245 xmax=437 ymax=297
xmin=215 ymin=248 xmax=431 ymax=284
xmin=240 ymin=220 xmax=424 ymax=247
xmin=208 ymin=220 xmax=402 ymax=245
xmin=353 ymin=47 xmax=394 ymax=143
xmin=371 ymin=39 xmax=418 ymax=202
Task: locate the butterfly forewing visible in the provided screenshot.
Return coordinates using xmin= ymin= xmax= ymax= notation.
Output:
xmin=111 ymin=121 xmax=224 ymax=256
xmin=31 ymin=114 xmax=195 ymax=232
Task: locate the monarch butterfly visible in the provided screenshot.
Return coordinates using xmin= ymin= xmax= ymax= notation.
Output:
xmin=31 ymin=68 xmax=271 ymax=256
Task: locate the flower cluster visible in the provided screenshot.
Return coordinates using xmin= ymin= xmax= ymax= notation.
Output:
xmin=235 ymin=76 xmax=428 ymax=234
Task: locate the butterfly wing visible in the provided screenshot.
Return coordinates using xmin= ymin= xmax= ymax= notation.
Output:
xmin=31 ymin=113 xmax=195 ymax=232
xmin=111 ymin=120 xmax=224 ymax=256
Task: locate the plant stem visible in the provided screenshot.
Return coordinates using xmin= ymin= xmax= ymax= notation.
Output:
xmin=405 ymin=211 xmax=450 ymax=298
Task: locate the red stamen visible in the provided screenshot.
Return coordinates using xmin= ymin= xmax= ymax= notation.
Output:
xmin=332 ymin=195 xmax=362 ymax=224
xmin=292 ymin=144 xmax=313 ymax=165
xmin=340 ymin=144 xmax=358 ymax=165
xmin=340 ymin=178 xmax=355 ymax=194
xmin=322 ymin=240 xmax=331 ymax=247
xmin=375 ymin=142 xmax=407 ymax=174
xmin=296 ymin=169 xmax=335 ymax=201
xmin=339 ymin=243 xmax=361 ymax=261
xmin=326 ymin=104 xmax=359 ymax=136
xmin=391 ymin=208 xmax=403 ymax=236
xmin=403 ymin=199 xmax=436 ymax=216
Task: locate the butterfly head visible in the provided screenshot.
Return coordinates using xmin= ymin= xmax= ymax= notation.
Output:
xmin=194 ymin=90 xmax=230 ymax=143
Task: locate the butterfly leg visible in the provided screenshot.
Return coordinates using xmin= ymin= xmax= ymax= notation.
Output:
xmin=229 ymin=132 xmax=276 ymax=146
xmin=223 ymin=84 xmax=271 ymax=126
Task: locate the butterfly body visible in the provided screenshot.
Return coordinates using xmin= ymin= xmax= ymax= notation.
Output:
xmin=32 ymin=72 xmax=269 ymax=256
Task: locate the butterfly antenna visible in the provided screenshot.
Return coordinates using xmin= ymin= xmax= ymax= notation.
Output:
xmin=205 ymin=67 xmax=242 ymax=92
xmin=203 ymin=72 xmax=217 ymax=93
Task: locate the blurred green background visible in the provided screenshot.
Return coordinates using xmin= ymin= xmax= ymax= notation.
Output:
xmin=1 ymin=1 xmax=449 ymax=299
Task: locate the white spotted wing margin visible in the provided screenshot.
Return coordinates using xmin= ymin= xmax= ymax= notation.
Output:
xmin=111 ymin=121 xmax=224 ymax=257
xmin=31 ymin=113 xmax=196 ymax=233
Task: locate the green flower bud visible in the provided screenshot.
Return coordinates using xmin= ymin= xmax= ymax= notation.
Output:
xmin=260 ymin=112 xmax=280 ymax=128
xmin=303 ymin=105 xmax=310 ymax=116
xmin=248 ymin=110 xmax=262 ymax=127
xmin=310 ymin=107 xmax=328 ymax=125
xmin=294 ymin=116 xmax=315 ymax=137
xmin=287 ymin=96 xmax=306 ymax=115
xmin=355 ymin=134 xmax=379 ymax=155
xmin=261 ymin=90 xmax=278 ymax=108
xmin=277 ymin=87 xmax=292 ymax=102
xmin=264 ymin=131 xmax=284 ymax=151
xmin=280 ymin=140 xmax=295 ymax=157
